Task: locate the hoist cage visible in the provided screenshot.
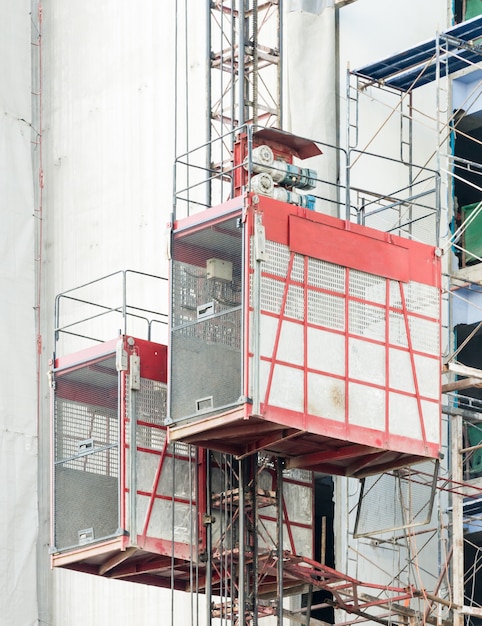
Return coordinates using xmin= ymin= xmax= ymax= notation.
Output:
xmin=50 ymin=335 xmax=316 ymax=590
xmin=168 ymin=194 xmax=442 ymax=477
xmin=50 ymin=336 xmax=201 ymax=588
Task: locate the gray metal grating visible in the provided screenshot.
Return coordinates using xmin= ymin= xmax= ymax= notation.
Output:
xmin=354 ymin=460 xmax=438 ymax=537
xmin=53 ymin=355 xmax=120 ymax=551
xmin=171 ymin=215 xmax=243 ymax=423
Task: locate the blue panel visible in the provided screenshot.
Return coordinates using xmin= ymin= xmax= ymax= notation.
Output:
xmin=356 ymin=41 xmax=436 ymax=81
xmin=386 ymin=49 xmax=482 ymax=90
xmin=353 ymin=15 xmax=482 ymax=91
xmin=447 ymin=13 xmax=482 ymax=39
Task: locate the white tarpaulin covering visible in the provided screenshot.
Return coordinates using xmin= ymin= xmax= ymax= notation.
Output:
xmin=285 ymin=1 xmax=339 ymax=214
xmin=1 ymin=0 xmax=452 ymax=624
xmin=0 ymin=1 xmax=38 ymax=624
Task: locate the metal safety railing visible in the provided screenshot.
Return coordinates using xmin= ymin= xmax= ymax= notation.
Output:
xmin=173 ymin=123 xmax=442 ymax=247
xmin=54 ymin=269 xmax=168 ymax=359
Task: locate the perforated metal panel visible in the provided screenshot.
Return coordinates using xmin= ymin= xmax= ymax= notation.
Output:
xmin=258 ymin=465 xmax=314 ymax=557
xmin=257 ymin=239 xmax=441 ymax=445
xmin=170 ymin=214 xmax=244 ymax=423
xmin=354 ymin=460 xmax=439 ymax=537
xmin=53 ymin=355 xmax=120 ymax=551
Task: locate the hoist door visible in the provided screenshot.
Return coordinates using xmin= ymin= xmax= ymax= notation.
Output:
xmin=53 ymin=354 xmax=119 ymax=551
xmin=170 ymin=212 xmax=244 ymax=424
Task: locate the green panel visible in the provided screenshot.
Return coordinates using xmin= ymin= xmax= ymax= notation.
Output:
xmin=465 ymin=0 xmax=482 ymax=20
xmin=463 ymin=202 xmax=482 ymax=263
xmin=467 ymin=423 xmax=482 ymax=476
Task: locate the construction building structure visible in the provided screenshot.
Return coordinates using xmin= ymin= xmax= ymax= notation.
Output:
xmin=3 ymin=1 xmax=482 ymax=625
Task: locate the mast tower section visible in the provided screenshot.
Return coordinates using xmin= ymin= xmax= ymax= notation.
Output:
xmin=208 ymin=0 xmax=282 ymax=199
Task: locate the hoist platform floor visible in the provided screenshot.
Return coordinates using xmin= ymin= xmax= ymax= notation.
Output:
xmin=168 ymin=405 xmax=433 ymax=478
xmin=52 ymin=538 xmax=196 ymax=590
xmin=52 ymin=540 xmax=312 ymax=597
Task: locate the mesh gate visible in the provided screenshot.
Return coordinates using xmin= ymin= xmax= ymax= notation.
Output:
xmin=53 ymin=355 xmax=119 ymax=551
xmin=170 ymin=214 xmax=244 ymax=423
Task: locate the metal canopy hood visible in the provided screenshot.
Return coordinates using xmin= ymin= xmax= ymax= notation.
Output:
xmin=353 ymin=15 xmax=482 ymax=91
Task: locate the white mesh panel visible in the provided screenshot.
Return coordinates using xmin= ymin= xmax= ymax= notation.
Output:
xmin=389 ymin=311 xmax=409 ymax=348
xmin=349 ymin=269 xmax=386 ymax=304
xmin=291 ymin=253 xmax=305 ymax=283
xmin=348 ymin=300 xmax=386 ymax=340
xmin=308 ymin=257 xmax=345 ymax=292
xmin=307 ymin=290 xmax=345 ymax=329
xmin=390 ymin=280 xmax=440 ymax=317
xmin=260 ymin=277 xmax=285 ymax=314
xmin=260 ymin=277 xmax=304 ymax=320
xmin=285 ymin=284 xmax=304 ymax=320
xmin=264 ymin=240 xmax=290 ymax=276
xmin=264 ymin=240 xmax=305 ymax=283
xmin=408 ymin=317 xmax=440 ymax=355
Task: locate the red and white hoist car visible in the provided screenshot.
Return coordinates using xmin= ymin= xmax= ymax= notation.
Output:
xmin=50 ymin=334 xmax=314 ymax=590
xmin=167 ymin=128 xmax=442 ymax=477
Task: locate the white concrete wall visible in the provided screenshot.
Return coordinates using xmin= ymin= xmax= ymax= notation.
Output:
xmin=39 ymin=1 xmax=201 ymax=624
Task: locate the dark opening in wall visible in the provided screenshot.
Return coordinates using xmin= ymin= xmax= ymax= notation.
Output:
xmin=455 ymin=323 xmax=482 ymax=478
xmin=454 ymin=0 xmax=482 ymax=24
xmin=464 ymin=536 xmax=482 ymax=626
xmin=302 ymin=475 xmax=335 ymax=623
xmin=453 ymin=113 xmax=482 ymax=267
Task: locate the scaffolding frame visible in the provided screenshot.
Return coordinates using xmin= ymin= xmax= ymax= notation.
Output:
xmin=347 ymin=16 xmax=482 ymax=626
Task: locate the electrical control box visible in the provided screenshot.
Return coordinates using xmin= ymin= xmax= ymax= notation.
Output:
xmin=206 ymin=257 xmax=233 ymax=282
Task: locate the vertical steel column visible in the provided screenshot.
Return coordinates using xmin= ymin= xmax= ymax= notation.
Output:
xmin=251 ymin=0 xmax=259 ymax=126
xmin=238 ymin=0 xmax=247 ymax=127
xmin=451 ymin=414 xmax=464 ymax=626
xmin=252 ymin=454 xmax=259 ymax=626
xmin=128 ymin=383 xmax=137 ymax=543
xmin=278 ymin=0 xmax=283 ymax=129
xmin=277 ymin=458 xmax=284 ymax=626
xmin=205 ymin=0 xmax=212 ymax=209
xmin=128 ymin=347 xmax=141 ymax=547
xmin=238 ymin=458 xmax=246 ymax=625
xmin=345 ymin=70 xmax=354 ymax=221
xmin=435 ymin=30 xmax=443 ymax=246
xmin=205 ymin=452 xmax=213 ymax=626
